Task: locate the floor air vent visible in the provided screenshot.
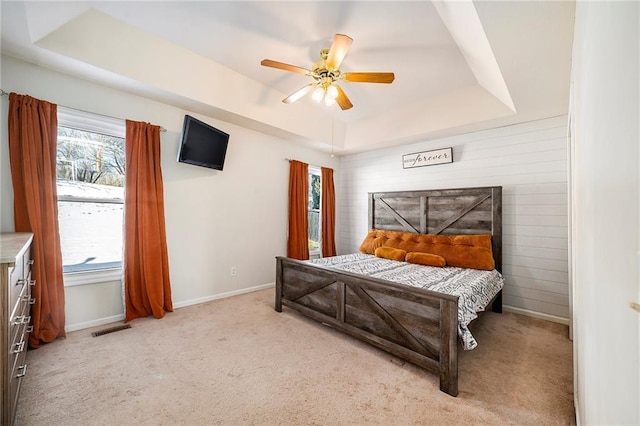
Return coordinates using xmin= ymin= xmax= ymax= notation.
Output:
xmin=91 ymin=324 xmax=131 ymax=337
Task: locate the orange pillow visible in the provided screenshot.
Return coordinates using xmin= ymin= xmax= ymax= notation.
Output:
xmin=374 ymin=247 xmax=407 ymax=262
xmin=359 ymin=229 xmax=386 ymax=254
xmin=359 ymin=230 xmax=495 ymax=270
xmin=406 ymin=252 xmax=446 ymax=267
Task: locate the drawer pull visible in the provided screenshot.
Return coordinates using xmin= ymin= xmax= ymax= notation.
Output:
xmin=27 ymin=259 xmax=34 ymax=265
xmin=12 ymin=315 xmax=31 ymax=326
xmin=16 ymin=278 xmax=25 ymax=287
xmin=13 ymin=341 xmax=25 ymax=354
xmin=22 ymin=296 xmax=36 ymax=305
xmin=29 ymin=279 xmax=36 ymax=287
xmin=26 ymin=325 xmax=34 ymax=333
xmin=16 ymin=364 xmax=28 ymax=378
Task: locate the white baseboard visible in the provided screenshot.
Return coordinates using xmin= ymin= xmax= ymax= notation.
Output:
xmin=503 ymin=304 xmax=570 ymax=326
xmin=66 ymin=314 xmax=125 ymax=333
xmin=173 ymin=282 xmax=275 ymax=309
xmin=65 ymin=283 xmax=275 ymax=332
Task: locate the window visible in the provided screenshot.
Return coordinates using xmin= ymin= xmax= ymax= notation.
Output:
xmin=56 ymin=107 xmax=126 ymax=283
xmin=308 ymin=166 xmax=321 ymax=254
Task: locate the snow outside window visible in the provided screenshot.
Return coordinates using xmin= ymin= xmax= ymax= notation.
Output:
xmin=56 ymin=107 xmax=126 ymax=285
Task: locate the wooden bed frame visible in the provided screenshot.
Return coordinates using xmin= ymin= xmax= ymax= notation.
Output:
xmin=275 ymin=186 xmax=502 ymax=397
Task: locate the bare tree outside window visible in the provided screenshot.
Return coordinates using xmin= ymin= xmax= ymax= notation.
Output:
xmin=57 ymin=127 xmax=125 ymax=187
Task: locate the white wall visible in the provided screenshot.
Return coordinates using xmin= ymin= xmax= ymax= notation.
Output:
xmin=338 ymin=116 xmax=569 ymax=323
xmin=570 ymin=2 xmax=639 ymax=424
xmin=0 ymin=55 xmax=339 ymax=330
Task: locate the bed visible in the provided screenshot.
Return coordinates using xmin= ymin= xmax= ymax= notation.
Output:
xmin=275 ymin=186 xmax=503 ymax=396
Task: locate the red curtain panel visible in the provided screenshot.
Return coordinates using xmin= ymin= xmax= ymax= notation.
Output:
xmin=321 ymin=167 xmax=336 ymax=257
xmin=287 ymin=160 xmax=309 ymax=260
xmin=124 ymin=120 xmax=173 ymax=321
xmin=8 ymin=93 xmax=66 ymax=348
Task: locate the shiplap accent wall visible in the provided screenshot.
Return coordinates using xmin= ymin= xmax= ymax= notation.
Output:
xmin=337 ymin=116 xmax=569 ymax=322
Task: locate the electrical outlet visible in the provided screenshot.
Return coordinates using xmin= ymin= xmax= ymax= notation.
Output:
xmin=230 ymin=266 xmax=237 ymax=277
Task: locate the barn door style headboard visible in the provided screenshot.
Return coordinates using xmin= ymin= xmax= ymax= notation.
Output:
xmin=368 ymin=186 xmax=502 ymax=272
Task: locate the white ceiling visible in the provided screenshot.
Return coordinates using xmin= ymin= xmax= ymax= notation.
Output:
xmin=0 ymin=1 xmax=575 ymax=154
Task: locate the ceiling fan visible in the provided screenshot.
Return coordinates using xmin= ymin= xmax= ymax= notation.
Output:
xmin=261 ymin=34 xmax=395 ymax=110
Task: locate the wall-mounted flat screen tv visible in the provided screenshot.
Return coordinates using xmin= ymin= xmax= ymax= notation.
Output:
xmin=177 ymin=115 xmax=229 ymax=171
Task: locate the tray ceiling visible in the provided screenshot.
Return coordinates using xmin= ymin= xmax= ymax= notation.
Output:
xmin=0 ymin=1 xmax=575 ymax=154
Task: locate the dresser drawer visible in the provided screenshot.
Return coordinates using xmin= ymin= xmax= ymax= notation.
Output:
xmin=8 ymin=374 xmax=23 ymax=426
xmin=10 ymin=279 xmax=30 ymax=316
xmin=8 ymin=259 xmax=25 ymax=311
xmin=23 ymin=251 xmax=33 ymax=279
xmin=9 ymin=289 xmax=30 ymax=352
xmin=23 ymin=254 xmax=34 ymax=300
xmin=8 ymin=293 xmax=29 ymax=377
xmin=8 ymin=323 xmax=28 ymax=382
xmin=8 ymin=345 xmax=28 ymax=425
xmin=10 ymin=279 xmax=31 ymax=315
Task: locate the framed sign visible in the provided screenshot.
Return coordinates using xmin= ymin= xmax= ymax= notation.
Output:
xmin=402 ymin=147 xmax=453 ymax=169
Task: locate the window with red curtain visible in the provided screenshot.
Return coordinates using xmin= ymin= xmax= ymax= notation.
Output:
xmin=8 ymin=93 xmax=66 ymax=348
xmin=287 ymin=160 xmax=309 ymax=260
xmin=123 ymin=120 xmax=173 ymax=321
xmin=321 ymin=167 xmax=336 ymax=257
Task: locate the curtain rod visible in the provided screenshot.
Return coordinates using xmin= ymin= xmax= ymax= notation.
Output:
xmin=285 ymin=158 xmax=325 ymax=162
xmin=285 ymin=158 xmax=336 ymax=162
xmin=1 ymin=88 xmax=167 ymax=132
xmin=285 ymin=158 xmax=334 ymax=171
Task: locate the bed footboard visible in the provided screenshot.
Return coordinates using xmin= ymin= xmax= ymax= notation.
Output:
xmin=275 ymin=256 xmax=459 ymax=396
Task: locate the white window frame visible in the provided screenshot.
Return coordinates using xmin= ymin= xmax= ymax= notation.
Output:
xmin=57 ymin=107 xmax=126 ymax=287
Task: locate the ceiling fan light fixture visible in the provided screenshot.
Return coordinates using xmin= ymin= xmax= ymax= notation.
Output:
xmin=327 ymin=85 xmax=339 ymax=99
xmin=261 ymin=33 xmax=394 ymax=111
xmin=324 ymin=96 xmax=336 ymax=107
xmin=312 ymin=86 xmax=324 ymax=102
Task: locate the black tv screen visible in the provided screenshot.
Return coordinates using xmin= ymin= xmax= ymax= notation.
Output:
xmin=177 ymin=115 xmax=229 ymax=170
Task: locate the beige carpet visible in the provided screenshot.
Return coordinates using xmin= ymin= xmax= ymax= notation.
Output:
xmin=16 ymin=288 xmax=575 ymax=425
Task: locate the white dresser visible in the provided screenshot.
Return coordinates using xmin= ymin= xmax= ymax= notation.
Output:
xmin=1 ymin=233 xmax=34 ymax=425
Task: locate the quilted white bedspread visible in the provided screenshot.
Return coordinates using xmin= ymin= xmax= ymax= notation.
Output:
xmin=307 ymin=253 xmax=504 ymax=350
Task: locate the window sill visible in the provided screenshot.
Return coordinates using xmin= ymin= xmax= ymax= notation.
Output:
xmin=63 ymin=268 xmax=122 ymax=287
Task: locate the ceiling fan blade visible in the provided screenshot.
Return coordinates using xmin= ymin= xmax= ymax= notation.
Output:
xmin=334 ymin=85 xmax=353 ymax=110
xmin=343 ymin=72 xmax=395 ymax=84
xmin=325 ymin=34 xmax=353 ymax=69
xmin=283 ymin=84 xmax=315 ymax=104
xmin=261 ymin=59 xmax=310 ymax=75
